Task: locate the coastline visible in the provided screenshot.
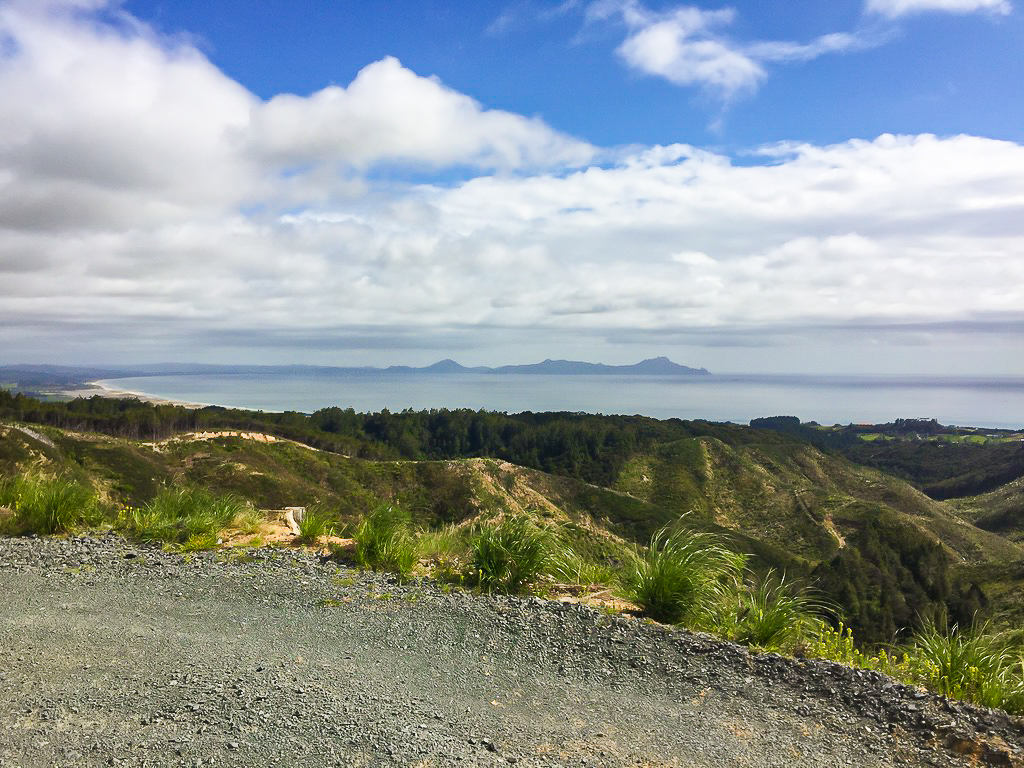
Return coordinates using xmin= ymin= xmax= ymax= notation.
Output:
xmin=62 ymin=380 xmax=210 ymax=410
xmin=40 ymin=373 xmax=1024 ymax=430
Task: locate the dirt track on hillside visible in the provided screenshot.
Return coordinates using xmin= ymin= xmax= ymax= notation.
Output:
xmin=1 ymin=534 xmax=1021 ymax=767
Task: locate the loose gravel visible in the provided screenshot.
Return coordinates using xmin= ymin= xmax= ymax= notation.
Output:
xmin=1 ymin=533 xmax=1021 ymax=767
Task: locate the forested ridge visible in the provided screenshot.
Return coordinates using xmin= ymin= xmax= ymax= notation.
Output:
xmin=0 ymin=388 xmax=796 ymax=486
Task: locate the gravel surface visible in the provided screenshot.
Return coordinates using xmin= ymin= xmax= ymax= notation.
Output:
xmin=1 ymin=534 xmax=1021 ymax=767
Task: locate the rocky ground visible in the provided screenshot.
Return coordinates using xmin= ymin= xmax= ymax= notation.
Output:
xmin=0 ymin=534 xmax=1022 ymax=768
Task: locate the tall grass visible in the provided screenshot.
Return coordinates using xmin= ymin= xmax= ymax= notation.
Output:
xmin=805 ymin=620 xmax=1024 ymax=715
xmin=416 ymin=523 xmax=467 ymax=562
xmin=0 ymin=473 xmax=105 ymax=535
xmin=469 ymin=515 xmax=551 ymax=595
xmin=716 ymin=570 xmax=830 ymax=653
xmin=125 ymin=486 xmax=248 ymax=548
xmin=548 ymin=546 xmax=617 ymax=587
xmin=353 ymin=505 xmax=419 ymax=581
xmin=620 ymin=523 xmax=745 ymax=626
xmin=295 ymin=508 xmax=332 ymax=546
xmin=907 ymin=621 xmax=1022 ymax=711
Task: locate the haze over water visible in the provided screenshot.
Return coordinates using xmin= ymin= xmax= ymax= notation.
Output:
xmin=100 ymin=372 xmax=1024 ymax=430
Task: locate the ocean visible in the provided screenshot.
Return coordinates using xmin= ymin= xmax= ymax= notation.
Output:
xmin=96 ymin=371 xmax=1024 ymax=430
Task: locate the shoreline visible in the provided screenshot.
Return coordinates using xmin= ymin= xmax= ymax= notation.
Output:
xmin=43 ymin=377 xmax=1024 ymax=432
xmin=61 ymin=380 xmax=211 ymax=410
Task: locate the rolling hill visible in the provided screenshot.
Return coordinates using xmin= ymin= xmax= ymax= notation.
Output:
xmin=3 ymin=412 xmax=1022 ymax=645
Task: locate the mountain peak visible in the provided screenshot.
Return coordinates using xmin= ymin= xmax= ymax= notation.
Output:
xmin=424 ymin=359 xmax=467 ymax=372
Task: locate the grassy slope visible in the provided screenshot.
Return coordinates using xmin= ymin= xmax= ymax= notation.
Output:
xmin=614 ymin=436 xmax=1022 ymax=567
xmin=5 ymin=423 xmax=1020 ymax=566
xmin=3 ymin=421 xmax=1023 ymax=633
xmin=948 ymin=476 xmax=1024 ymax=543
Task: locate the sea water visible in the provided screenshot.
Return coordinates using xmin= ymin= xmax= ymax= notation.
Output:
xmin=96 ymin=372 xmax=1024 ymax=430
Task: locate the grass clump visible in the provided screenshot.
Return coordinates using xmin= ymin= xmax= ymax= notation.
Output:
xmin=0 ymin=473 xmax=105 ymax=535
xmin=417 ymin=523 xmax=470 ymax=585
xmin=716 ymin=570 xmax=831 ymax=653
xmin=417 ymin=523 xmax=467 ymax=562
xmin=805 ymin=620 xmax=1024 ymax=715
xmin=125 ymin=486 xmax=247 ymax=548
xmin=296 ymin=508 xmax=332 ymax=546
xmin=469 ymin=514 xmax=551 ymax=595
xmin=620 ymin=522 xmax=744 ymax=626
xmin=906 ymin=621 xmax=1024 ymax=712
xmin=353 ymin=504 xmax=418 ymax=581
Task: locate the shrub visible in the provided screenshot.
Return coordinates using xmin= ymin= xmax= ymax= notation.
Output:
xmin=620 ymin=523 xmax=745 ymax=626
xmin=126 ymin=486 xmax=246 ymax=548
xmin=353 ymin=505 xmax=418 ymax=581
xmin=0 ymin=473 xmax=104 ymax=535
xmin=717 ymin=570 xmax=830 ymax=653
xmin=469 ymin=515 xmax=551 ymax=595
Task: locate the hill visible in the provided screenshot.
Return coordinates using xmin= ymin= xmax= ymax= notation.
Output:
xmin=3 ymin=408 xmax=1021 ymax=646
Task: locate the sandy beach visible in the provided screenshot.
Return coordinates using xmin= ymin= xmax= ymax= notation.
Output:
xmin=61 ymin=381 xmax=210 ymax=409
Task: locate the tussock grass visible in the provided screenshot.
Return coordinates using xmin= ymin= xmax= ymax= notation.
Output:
xmin=231 ymin=507 xmax=265 ymax=536
xmin=620 ymin=522 xmax=745 ymax=626
xmin=907 ymin=621 xmax=1022 ymax=711
xmin=417 ymin=523 xmax=467 ymax=562
xmin=716 ymin=570 xmax=831 ymax=653
xmin=353 ymin=504 xmax=418 ymax=581
xmin=296 ymin=508 xmax=332 ymax=546
xmin=0 ymin=473 xmax=105 ymax=535
xmin=806 ymin=620 xmax=1024 ymax=715
xmin=469 ymin=514 xmax=551 ymax=595
xmin=124 ymin=486 xmax=247 ymax=548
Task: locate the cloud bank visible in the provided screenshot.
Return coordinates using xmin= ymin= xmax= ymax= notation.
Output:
xmin=1 ymin=1 xmax=1023 ymax=372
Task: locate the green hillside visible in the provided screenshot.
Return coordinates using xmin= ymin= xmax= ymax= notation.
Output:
xmin=3 ymin=410 xmax=1022 ymax=647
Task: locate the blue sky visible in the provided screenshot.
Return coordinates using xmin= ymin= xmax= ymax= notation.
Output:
xmin=1 ymin=0 xmax=1023 ymax=373
xmin=123 ymin=0 xmax=1024 ymax=148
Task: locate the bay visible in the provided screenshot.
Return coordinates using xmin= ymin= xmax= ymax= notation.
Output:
xmin=96 ymin=372 xmax=1024 ymax=430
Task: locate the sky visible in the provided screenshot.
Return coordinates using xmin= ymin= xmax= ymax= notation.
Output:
xmin=1 ymin=0 xmax=1023 ymax=374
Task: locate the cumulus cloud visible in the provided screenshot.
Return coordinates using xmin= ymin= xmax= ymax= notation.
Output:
xmin=0 ymin=0 xmax=257 ymax=230
xmin=865 ymin=0 xmax=1012 ymax=17
xmin=585 ymin=1 xmax=875 ymax=101
xmin=0 ymin=0 xmax=595 ymax=234
xmin=250 ymin=56 xmax=595 ymax=173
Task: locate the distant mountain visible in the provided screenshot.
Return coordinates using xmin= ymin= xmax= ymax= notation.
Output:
xmin=115 ymin=357 xmax=710 ymax=376
xmin=0 ymin=357 xmax=710 ymax=389
xmin=489 ymin=357 xmax=709 ymax=376
xmin=405 ymin=359 xmax=473 ymax=373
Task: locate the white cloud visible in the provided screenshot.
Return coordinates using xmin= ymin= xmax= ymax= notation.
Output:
xmin=1 ymin=1 xmax=1023 ymax=372
xmin=617 ymin=8 xmax=764 ymax=98
xmin=587 ymin=1 xmax=875 ymax=101
xmin=865 ymin=0 xmax=1012 ymax=17
xmin=250 ymin=56 xmax=596 ymax=173
xmin=0 ymin=0 xmax=595 ymax=236
xmin=0 ymin=0 xmax=257 ymax=230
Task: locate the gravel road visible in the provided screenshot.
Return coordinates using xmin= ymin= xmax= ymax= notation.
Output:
xmin=1 ymin=534 xmax=1021 ymax=767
